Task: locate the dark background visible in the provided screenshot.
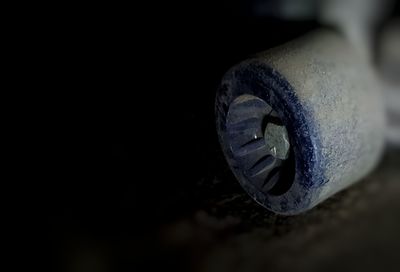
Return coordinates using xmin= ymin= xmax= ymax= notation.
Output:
xmin=47 ymin=1 xmax=400 ymax=271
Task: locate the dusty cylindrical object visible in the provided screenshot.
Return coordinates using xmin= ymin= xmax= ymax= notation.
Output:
xmin=216 ymin=29 xmax=385 ymax=215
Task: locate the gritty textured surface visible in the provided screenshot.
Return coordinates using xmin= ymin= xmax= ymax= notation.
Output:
xmin=216 ymin=29 xmax=385 ymax=214
xmin=216 ymin=32 xmax=386 ymax=213
xmin=258 ymin=29 xmax=385 ymax=203
xmin=216 ymin=62 xmax=322 ymax=213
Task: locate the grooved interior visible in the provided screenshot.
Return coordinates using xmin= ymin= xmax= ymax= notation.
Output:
xmin=226 ymin=94 xmax=295 ymax=195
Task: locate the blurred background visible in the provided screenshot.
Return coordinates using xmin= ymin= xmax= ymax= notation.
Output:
xmin=55 ymin=0 xmax=400 ymax=271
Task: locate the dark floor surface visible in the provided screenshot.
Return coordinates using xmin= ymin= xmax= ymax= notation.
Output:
xmin=55 ymin=149 xmax=400 ymax=272
xmin=155 ymin=149 xmax=400 ymax=272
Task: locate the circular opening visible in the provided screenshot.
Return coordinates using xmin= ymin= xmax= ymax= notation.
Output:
xmin=225 ymin=94 xmax=295 ymax=195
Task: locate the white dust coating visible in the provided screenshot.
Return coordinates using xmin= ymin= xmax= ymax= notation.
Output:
xmin=258 ymin=29 xmax=385 ymax=206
